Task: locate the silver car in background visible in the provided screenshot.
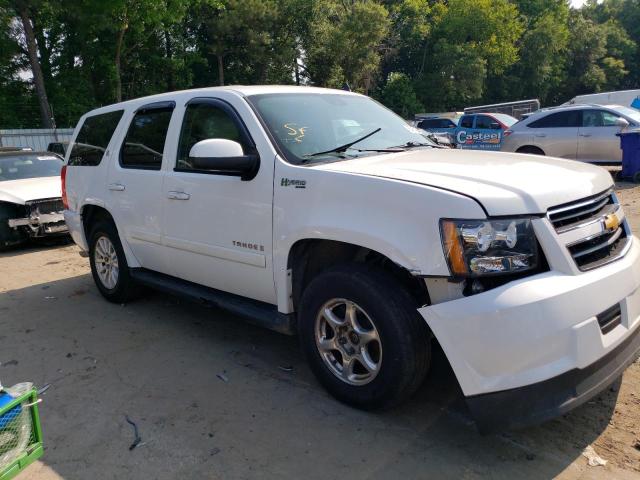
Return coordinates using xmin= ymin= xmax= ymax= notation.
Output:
xmin=501 ymin=104 xmax=640 ymax=164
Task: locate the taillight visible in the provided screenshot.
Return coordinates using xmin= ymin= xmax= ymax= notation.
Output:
xmin=61 ymin=165 xmax=68 ymax=209
xmin=503 ymin=129 xmax=513 ymax=137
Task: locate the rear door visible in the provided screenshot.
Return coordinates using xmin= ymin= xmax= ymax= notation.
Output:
xmin=529 ymin=110 xmax=581 ymax=159
xmin=161 ymin=93 xmax=276 ymax=304
xmin=577 ymin=109 xmax=623 ymax=163
xmin=106 ymin=101 xmax=175 ymax=274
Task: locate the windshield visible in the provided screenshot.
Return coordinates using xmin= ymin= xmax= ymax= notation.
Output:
xmin=247 ymin=93 xmax=430 ymax=164
xmin=611 ymin=105 xmax=640 ymax=124
xmin=0 ymin=154 xmax=62 ymax=182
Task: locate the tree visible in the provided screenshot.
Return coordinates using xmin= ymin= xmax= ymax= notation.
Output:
xmin=412 ymin=0 xmax=523 ymax=110
xmin=379 ymin=71 xmax=423 ymax=118
xmin=3 ymin=0 xmax=54 ymax=127
xmin=303 ymin=0 xmax=390 ymax=92
xmin=486 ymin=0 xmax=570 ymax=105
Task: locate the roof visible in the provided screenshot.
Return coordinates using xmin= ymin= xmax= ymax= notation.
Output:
xmin=0 ymin=151 xmax=57 ymax=158
xmin=84 ymin=85 xmax=360 ymax=117
xmin=536 ymin=103 xmax=620 ymax=113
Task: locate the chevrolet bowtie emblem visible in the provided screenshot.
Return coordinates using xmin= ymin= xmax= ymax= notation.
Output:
xmin=604 ymin=213 xmax=621 ymax=232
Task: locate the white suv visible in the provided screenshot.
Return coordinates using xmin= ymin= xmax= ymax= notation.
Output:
xmin=62 ymin=86 xmax=640 ymax=432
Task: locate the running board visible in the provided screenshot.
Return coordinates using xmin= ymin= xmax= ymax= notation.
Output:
xmin=130 ymin=268 xmax=295 ymax=335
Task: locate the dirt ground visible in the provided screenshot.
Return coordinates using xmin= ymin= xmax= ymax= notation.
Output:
xmin=1 ymin=177 xmax=639 ymax=479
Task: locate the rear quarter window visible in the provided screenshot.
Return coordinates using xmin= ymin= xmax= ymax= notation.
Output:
xmin=68 ymin=110 xmax=124 ymax=166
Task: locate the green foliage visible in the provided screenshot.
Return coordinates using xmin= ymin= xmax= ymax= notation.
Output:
xmin=379 ymin=72 xmax=423 ymax=118
xmin=0 ymin=0 xmax=639 ymax=128
xmin=304 ymin=0 xmax=389 ymax=91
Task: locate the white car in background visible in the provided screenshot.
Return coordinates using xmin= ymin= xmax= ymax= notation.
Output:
xmin=0 ymin=151 xmax=67 ymax=248
xmin=501 ymin=104 xmax=640 ymax=164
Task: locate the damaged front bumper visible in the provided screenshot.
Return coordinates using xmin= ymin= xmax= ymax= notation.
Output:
xmin=6 ymin=198 xmax=68 ymax=238
xmin=8 ymin=212 xmax=67 ymax=234
xmin=418 ymin=237 xmax=640 ymax=431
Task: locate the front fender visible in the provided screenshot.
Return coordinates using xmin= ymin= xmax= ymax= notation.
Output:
xmin=273 ymin=162 xmax=486 ymax=313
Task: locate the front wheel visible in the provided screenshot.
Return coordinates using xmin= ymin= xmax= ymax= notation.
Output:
xmin=298 ymin=264 xmax=431 ymax=409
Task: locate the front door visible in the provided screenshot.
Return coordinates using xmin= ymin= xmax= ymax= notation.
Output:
xmin=106 ymin=101 xmax=175 ymax=274
xmin=161 ymin=94 xmax=276 ymax=304
xmin=577 ymin=109 xmax=623 ymax=163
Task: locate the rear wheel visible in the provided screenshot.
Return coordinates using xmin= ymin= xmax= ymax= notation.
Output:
xmin=88 ymin=218 xmax=140 ymax=303
xmin=516 ymin=145 xmax=545 ymax=155
xmin=299 ymin=264 xmax=431 ymax=409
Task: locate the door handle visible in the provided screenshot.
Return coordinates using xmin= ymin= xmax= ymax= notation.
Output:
xmin=108 ymin=183 xmax=125 ymax=191
xmin=534 ymin=134 xmax=546 ymax=138
xmin=167 ymin=191 xmax=191 ymax=200
xmin=579 ymin=133 xmax=592 ymax=137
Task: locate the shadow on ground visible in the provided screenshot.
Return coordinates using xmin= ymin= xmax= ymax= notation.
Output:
xmin=1 ymin=273 xmax=618 ymax=479
xmin=0 ymin=237 xmax=72 ymax=259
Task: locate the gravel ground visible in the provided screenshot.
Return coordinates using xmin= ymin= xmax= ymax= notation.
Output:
xmin=0 ymin=173 xmax=639 ymax=479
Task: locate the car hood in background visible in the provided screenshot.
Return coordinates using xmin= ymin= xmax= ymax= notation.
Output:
xmin=0 ymin=176 xmax=62 ymax=204
xmin=312 ymin=149 xmax=613 ymax=216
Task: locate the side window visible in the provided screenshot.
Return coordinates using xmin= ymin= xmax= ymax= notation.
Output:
xmin=459 ymin=116 xmax=474 ymax=128
xmin=601 ymin=111 xmax=621 ymax=127
xmin=582 ymin=109 xmax=604 ymax=127
xmin=529 ymin=111 xmax=581 ymax=128
xmin=475 ymin=115 xmax=495 ymax=129
xmin=68 ymin=110 xmax=124 ymax=166
xmin=418 ymin=119 xmax=439 ymax=129
xmin=120 ymin=103 xmax=174 ymax=170
xmin=176 ymin=102 xmax=244 ymax=171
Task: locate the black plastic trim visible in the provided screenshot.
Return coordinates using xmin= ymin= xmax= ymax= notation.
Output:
xmin=176 ymin=97 xmax=260 ymax=181
xmin=129 ymin=268 xmax=294 ymax=335
xmin=466 ymin=323 xmax=640 ymax=433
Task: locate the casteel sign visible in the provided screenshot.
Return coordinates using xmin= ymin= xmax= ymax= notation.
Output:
xmin=456 ymin=129 xmax=503 ymax=150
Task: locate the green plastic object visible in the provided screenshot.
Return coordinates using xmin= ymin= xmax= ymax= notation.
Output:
xmin=0 ymin=388 xmax=43 ymax=480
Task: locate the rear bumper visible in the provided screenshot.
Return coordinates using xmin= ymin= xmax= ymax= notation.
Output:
xmin=63 ymin=209 xmax=88 ymax=251
xmin=467 ymin=323 xmax=640 ymax=432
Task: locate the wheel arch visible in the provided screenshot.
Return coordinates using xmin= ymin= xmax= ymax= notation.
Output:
xmin=285 ymin=238 xmax=430 ymax=315
xmin=81 ymin=203 xmax=141 ymax=268
xmin=516 ymin=145 xmax=546 ymax=155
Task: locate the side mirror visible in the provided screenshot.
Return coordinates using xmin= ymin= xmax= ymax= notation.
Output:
xmin=616 ymin=117 xmax=630 ymax=131
xmin=188 ymin=139 xmax=259 ymax=181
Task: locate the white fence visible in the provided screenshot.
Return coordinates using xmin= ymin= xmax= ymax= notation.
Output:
xmin=0 ymin=128 xmax=74 ymax=152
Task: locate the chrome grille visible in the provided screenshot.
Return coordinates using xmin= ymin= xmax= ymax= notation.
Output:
xmin=548 ymin=189 xmax=614 ymax=231
xmin=25 ymin=198 xmax=64 ymax=215
xmin=548 ymin=189 xmax=631 ymax=271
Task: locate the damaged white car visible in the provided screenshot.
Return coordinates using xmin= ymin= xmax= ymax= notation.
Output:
xmin=0 ymin=151 xmax=67 ymax=248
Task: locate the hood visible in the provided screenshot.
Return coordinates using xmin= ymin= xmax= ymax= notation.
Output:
xmin=0 ymin=176 xmax=62 ymax=205
xmin=312 ymin=149 xmax=613 ymax=216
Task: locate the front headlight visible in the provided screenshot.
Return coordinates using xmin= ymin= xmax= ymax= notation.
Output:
xmin=440 ymin=218 xmax=538 ymax=276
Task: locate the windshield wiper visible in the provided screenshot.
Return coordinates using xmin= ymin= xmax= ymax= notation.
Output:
xmin=305 ymin=128 xmax=382 ymax=158
xmin=388 ymin=141 xmax=437 ymax=149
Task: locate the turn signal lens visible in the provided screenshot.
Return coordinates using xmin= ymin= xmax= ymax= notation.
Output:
xmin=441 ymin=220 xmax=468 ymax=275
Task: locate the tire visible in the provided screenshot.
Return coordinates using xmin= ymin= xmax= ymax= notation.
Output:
xmin=516 ymin=146 xmax=545 ymax=156
xmin=88 ymin=217 xmax=141 ymax=303
xmin=298 ymin=263 xmax=431 ymax=409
